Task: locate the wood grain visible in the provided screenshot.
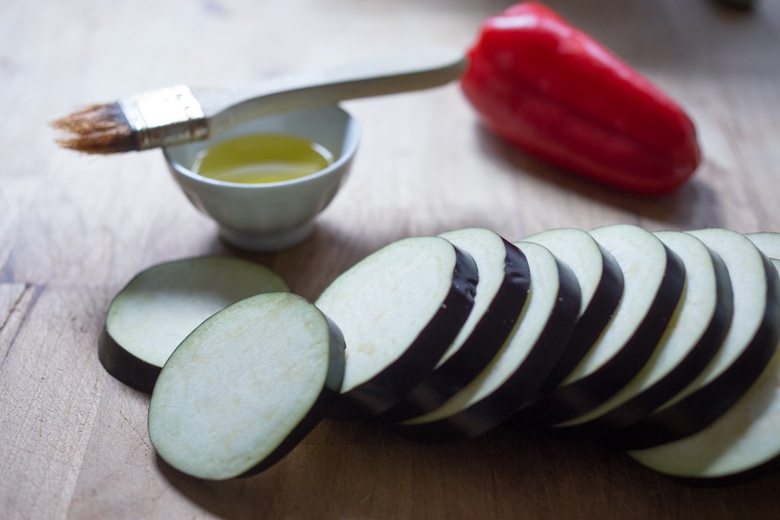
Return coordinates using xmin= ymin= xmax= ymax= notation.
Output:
xmin=2 ymin=0 xmax=780 ymax=518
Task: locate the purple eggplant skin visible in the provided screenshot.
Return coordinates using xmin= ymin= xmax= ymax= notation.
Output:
xmin=552 ymin=245 xmax=733 ymax=442
xmin=512 ymin=244 xmax=686 ymax=429
xmin=391 ymin=256 xmax=581 ymax=444
xmin=235 ymin=315 xmax=347 ymax=478
xmin=99 ymin=329 xmax=161 ymax=394
xmin=603 ymin=251 xmax=780 ymax=451
xmin=325 ymin=246 xmax=479 ymax=421
xmin=376 ymin=239 xmax=531 ymax=422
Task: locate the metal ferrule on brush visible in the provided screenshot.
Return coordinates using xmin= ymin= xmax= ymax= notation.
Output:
xmin=119 ymin=85 xmax=209 ymax=150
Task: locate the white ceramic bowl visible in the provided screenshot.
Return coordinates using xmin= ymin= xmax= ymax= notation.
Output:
xmin=164 ymin=105 xmax=360 ymax=251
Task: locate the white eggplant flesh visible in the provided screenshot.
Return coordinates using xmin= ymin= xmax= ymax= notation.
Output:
xmin=376 ymin=228 xmax=531 ymax=422
xmin=551 ymin=231 xmax=732 ymax=440
xmin=605 ymin=228 xmax=780 ymax=450
xmin=315 ymin=236 xmax=478 ymax=420
xmin=746 ymin=232 xmax=780 ymax=260
xmin=148 ymin=293 xmax=345 ymax=480
xmin=100 ymin=256 xmax=288 ymax=393
xmin=513 ymin=224 xmax=685 ymax=427
xmin=392 ymin=241 xmax=580 ymax=443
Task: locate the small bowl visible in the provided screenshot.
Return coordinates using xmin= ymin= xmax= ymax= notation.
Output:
xmin=164 ymin=105 xmax=360 ymax=251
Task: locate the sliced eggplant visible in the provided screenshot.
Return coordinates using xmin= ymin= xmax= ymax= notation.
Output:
xmin=375 ymin=228 xmax=531 ymax=422
xmin=550 ymin=231 xmax=732 ymax=440
xmin=625 ymin=256 xmax=780 ymax=481
xmin=148 ymin=292 xmax=345 ymax=480
xmin=314 ymin=236 xmax=478 ymax=420
xmin=391 ymin=241 xmax=580 ymax=443
xmin=512 ymin=224 xmax=686 ymax=428
xmin=520 ymin=228 xmax=624 ymax=399
xmin=629 ymin=341 xmax=780 ymax=482
xmin=100 ymin=256 xmax=289 ymax=393
xmin=604 ymin=228 xmax=780 ymax=450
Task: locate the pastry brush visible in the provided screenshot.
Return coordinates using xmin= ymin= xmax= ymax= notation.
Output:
xmin=52 ymin=48 xmax=466 ymax=154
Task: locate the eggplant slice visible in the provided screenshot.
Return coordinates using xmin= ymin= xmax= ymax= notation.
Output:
xmin=392 ymin=241 xmax=580 ymax=443
xmin=604 ymin=228 xmax=780 ymax=450
xmin=315 ymin=236 xmax=479 ymax=420
xmin=512 ymin=224 xmax=686 ymax=428
xmin=148 ymin=292 xmax=345 ymax=480
xmin=550 ymin=231 xmax=733 ymax=440
xmin=376 ymin=228 xmax=531 ymax=422
xmin=519 ymin=227 xmax=624 ymax=400
xmin=100 ymin=256 xmax=289 ymax=393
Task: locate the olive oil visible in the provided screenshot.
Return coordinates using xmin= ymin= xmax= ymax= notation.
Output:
xmin=192 ymin=133 xmax=334 ymax=184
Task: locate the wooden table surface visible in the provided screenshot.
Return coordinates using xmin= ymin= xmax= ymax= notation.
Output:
xmin=3 ymin=0 xmax=780 ymax=518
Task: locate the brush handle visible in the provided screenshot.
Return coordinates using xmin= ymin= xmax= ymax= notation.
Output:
xmin=197 ymin=48 xmax=467 ymax=135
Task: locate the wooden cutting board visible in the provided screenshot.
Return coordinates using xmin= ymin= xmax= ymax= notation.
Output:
xmin=2 ymin=0 xmax=780 ymax=518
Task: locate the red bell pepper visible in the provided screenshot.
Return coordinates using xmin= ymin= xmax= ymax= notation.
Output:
xmin=461 ymin=2 xmax=701 ymax=195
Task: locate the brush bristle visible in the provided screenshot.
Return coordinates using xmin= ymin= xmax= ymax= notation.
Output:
xmin=51 ymin=103 xmax=139 ymax=154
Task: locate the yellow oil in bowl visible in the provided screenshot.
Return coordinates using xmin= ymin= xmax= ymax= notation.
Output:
xmin=191 ymin=133 xmax=334 ymax=184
